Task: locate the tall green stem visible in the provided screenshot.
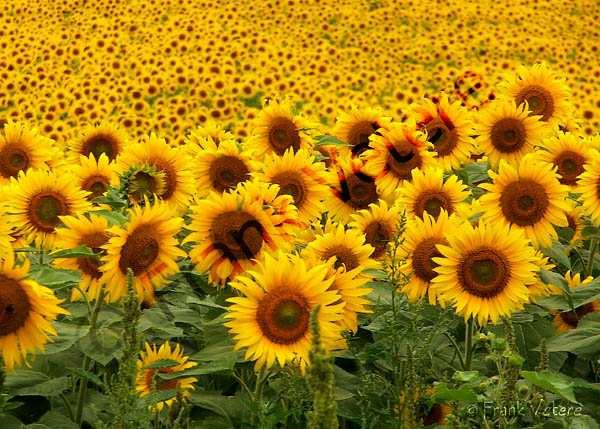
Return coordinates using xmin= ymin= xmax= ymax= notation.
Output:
xmin=464 ymin=317 xmax=475 ymax=371
xmin=586 ymin=238 xmax=598 ymax=277
xmin=74 ymin=289 xmax=106 ymax=425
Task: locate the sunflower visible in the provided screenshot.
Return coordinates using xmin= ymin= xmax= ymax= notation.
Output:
xmin=136 ymin=341 xmax=197 ymax=411
xmin=5 ymin=169 xmax=92 ymax=249
xmin=475 ymin=100 xmax=547 ymax=168
xmin=576 ymin=151 xmax=600 ymax=225
xmin=302 ymin=224 xmax=377 ymax=331
xmin=535 ymin=133 xmax=593 ymax=187
xmin=187 ymin=184 xmax=293 ymax=285
xmin=361 ymin=123 xmax=434 ymax=197
xmin=398 ymin=211 xmax=462 ymax=305
xmin=558 ymin=200 xmax=584 ymax=245
xmin=225 ymin=251 xmax=344 ymax=371
xmin=528 ymin=251 xmax=556 ymax=301
xmin=333 ymin=107 xmax=392 ymax=157
xmin=246 ymin=100 xmax=312 ymax=158
xmin=71 ymin=121 xmax=129 ymax=162
xmin=349 ymin=200 xmax=401 ymax=260
xmin=325 ymin=157 xmax=382 ymax=222
xmin=54 ymin=214 xmax=111 ymax=301
xmin=71 ymin=153 xmax=118 ymax=201
xmin=0 ymin=121 xmax=53 ymax=184
xmin=501 ymin=63 xmax=572 ymax=128
xmin=431 ymin=222 xmax=541 ymax=325
xmin=0 ymin=210 xmax=14 ymax=256
xmin=100 ymin=201 xmax=185 ymax=303
xmin=553 ymin=302 xmax=600 ymax=333
xmin=413 ymin=95 xmax=475 ymax=170
xmin=479 ymin=157 xmax=569 ymax=248
xmin=255 ymin=148 xmax=329 ymax=223
xmin=396 ymin=167 xmax=469 ymax=219
xmin=117 ymin=133 xmax=195 ymax=211
xmin=0 ymin=250 xmax=68 ymax=371
xmin=184 ymin=119 xmax=235 ymax=149
xmin=192 ymin=138 xmax=252 ymax=196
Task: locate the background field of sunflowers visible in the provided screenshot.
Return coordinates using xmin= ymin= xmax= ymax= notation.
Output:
xmin=0 ymin=0 xmax=599 ymax=428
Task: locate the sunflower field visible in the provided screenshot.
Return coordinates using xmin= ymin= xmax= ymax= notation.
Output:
xmin=1 ymin=0 xmax=600 ymax=428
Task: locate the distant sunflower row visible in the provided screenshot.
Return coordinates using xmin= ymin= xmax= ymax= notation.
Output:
xmin=0 ymin=64 xmax=598 ymax=375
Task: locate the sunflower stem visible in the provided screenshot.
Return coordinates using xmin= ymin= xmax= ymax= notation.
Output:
xmin=74 ymin=288 xmax=106 ymax=425
xmin=464 ymin=317 xmax=475 ymax=371
xmin=586 ymin=238 xmax=598 ymax=277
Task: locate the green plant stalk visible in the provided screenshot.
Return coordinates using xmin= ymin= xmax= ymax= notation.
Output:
xmin=74 ymin=288 xmax=107 ymax=425
xmin=586 ymin=238 xmax=598 ymax=277
xmin=464 ymin=317 xmax=475 ymax=371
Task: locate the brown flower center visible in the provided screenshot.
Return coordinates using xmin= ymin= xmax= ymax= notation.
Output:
xmin=271 ymin=171 xmax=306 ymax=208
xmin=150 ymin=159 xmax=178 ymax=199
xmin=499 ymin=179 xmax=549 ymax=226
xmin=386 ymin=141 xmax=422 ymax=181
xmin=414 ymin=190 xmax=453 ymax=218
xmin=256 ymin=289 xmax=310 ymax=345
xmin=458 ymin=247 xmax=509 ymax=298
xmin=129 ymin=170 xmax=164 ymax=203
xmin=0 ymin=143 xmax=30 ymax=179
xmin=515 ymin=85 xmax=555 ymax=121
xmin=339 ymin=172 xmax=378 ymax=209
xmin=268 ymin=116 xmax=301 ymax=155
xmin=553 ymin=150 xmax=585 ymax=185
xmin=364 ymin=221 xmax=391 ymax=258
xmin=208 ymin=155 xmax=249 ymax=193
xmin=559 ymin=303 xmax=596 ymax=328
xmin=425 ymin=118 xmax=458 ymax=157
xmin=81 ymin=134 xmax=120 ymax=161
xmin=0 ymin=274 xmax=31 ymax=336
xmin=211 ymin=211 xmax=264 ymax=261
xmin=412 ymin=237 xmax=444 ymax=282
xmin=28 ymin=192 xmax=69 ymax=232
xmin=490 ymin=117 xmax=527 ymax=154
xmin=347 ymin=121 xmax=380 ymax=156
xmin=144 ymin=367 xmax=179 ymax=391
xmin=422 ymin=403 xmax=447 ymax=426
xmin=118 ymin=224 xmax=160 ymax=275
xmin=322 ymin=245 xmax=359 ymax=271
xmin=77 ymin=232 xmax=109 ymax=279
xmin=81 ymin=175 xmax=110 ymax=200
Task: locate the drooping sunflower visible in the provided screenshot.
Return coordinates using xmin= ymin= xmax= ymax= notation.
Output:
xmin=413 ymin=95 xmax=475 ymax=171
xmin=187 ymin=184 xmax=292 ymax=285
xmin=0 ymin=250 xmax=68 ymax=371
xmin=100 ymin=201 xmax=185 ymax=303
xmin=479 ymin=157 xmax=569 ymax=248
xmin=0 ymin=121 xmax=53 ymax=184
xmin=325 ymin=157 xmax=382 ymax=222
xmin=71 ymin=154 xmax=119 ymax=201
xmin=553 ymin=301 xmax=600 ymax=333
xmin=5 ymin=169 xmax=92 ymax=249
xmin=184 ymin=119 xmax=235 ymax=149
xmin=225 ymin=251 xmax=344 ymax=371
xmin=255 ymin=148 xmax=329 ymax=223
xmin=246 ymin=100 xmax=313 ymax=158
xmin=559 ymin=200 xmax=584 ymax=244
xmin=535 ymin=133 xmax=593 ymax=187
xmin=117 ymin=133 xmax=195 ymax=211
xmin=398 ymin=211 xmax=462 ymax=305
xmin=475 ymin=101 xmax=547 ymax=168
xmin=136 ymin=342 xmax=197 ymax=411
xmin=54 ymin=214 xmax=112 ymax=301
xmin=302 ymin=224 xmax=377 ymax=331
xmin=71 ymin=121 xmax=129 ymax=162
xmin=361 ymin=123 xmax=434 ymax=197
xmin=348 ymin=200 xmax=401 ymax=260
xmin=192 ymin=138 xmax=252 ymax=197
xmin=431 ymin=222 xmax=541 ymax=325
xmin=333 ymin=107 xmax=392 ymax=157
xmin=501 ymin=63 xmax=572 ymax=128
xmin=575 ymin=151 xmax=600 ymax=225
xmin=396 ymin=167 xmax=469 ymax=219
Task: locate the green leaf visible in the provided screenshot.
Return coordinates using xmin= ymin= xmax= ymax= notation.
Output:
xmin=65 ymin=367 xmax=105 ymax=389
xmin=157 ymin=361 xmax=233 ymax=380
xmin=239 ymin=91 xmax=264 ymax=109
xmin=313 ymin=135 xmax=350 ymax=147
xmin=543 ymin=243 xmax=572 ymax=269
xmin=521 ymin=370 xmax=578 ymax=403
xmin=144 ymin=359 xmax=180 ymax=369
xmin=545 ymin=314 xmax=600 ymax=357
xmin=190 ymin=392 xmax=243 ymax=420
xmin=78 ymin=327 xmax=122 ymax=366
xmin=47 ymin=245 xmax=97 ymax=260
xmin=36 ymin=411 xmax=78 ymax=429
xmin=140 ymin=389 xmax=178 ymax=407
xmin=6 ymin=374 xmax=70 ymax=397
xmin=0 ymin=414 xmax=22 ymax=429
xmin=431 ymin=384 xmax=477 ymax=402
xmin=452 ymin=371 xmax=482 ymax=383
xmin=28 ymin=267 xmax=80 ymax=289
xmin=44 ymin=322 xmax=89 ymax=354
xmin=582 ymin=225 xmax=600 ymax=240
